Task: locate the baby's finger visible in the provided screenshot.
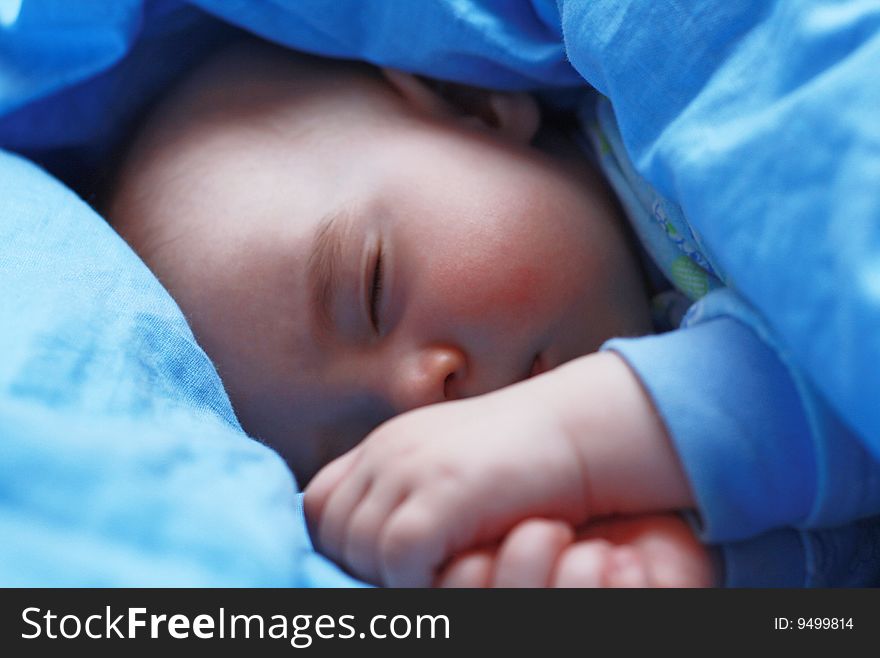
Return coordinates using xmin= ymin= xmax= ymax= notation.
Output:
xmin=492 ymin=519 xmax=574 ymax=588
xmin=303 ymin=447 xmax=362 ymax=536
xmin=314 ymin=464 xmax=373 ymax=566
xmin=604 ymin=546 xmax=651 ymax=588
xmin=551 ymin=539 xmax=616 ymax=588
xmin=378 ymin=495 xmax=451 ymax=587
xmin=342 ymin=479 xmax=407 ymax=584
xmin=435 ymin=550 xmax=495 ymax=588
xmin=620 ymin=517 xmax=713 ymax=588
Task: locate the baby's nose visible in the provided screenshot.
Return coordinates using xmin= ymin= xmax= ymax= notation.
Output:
xmin=387 ymin=344 xmax=467 ymax=411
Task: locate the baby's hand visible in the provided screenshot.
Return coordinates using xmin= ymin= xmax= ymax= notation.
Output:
xmin=303 ymin=376 xmax=592 ymax=587
xmin=436 ymin=514 xmax=714 ymax=588
xmin=305 ymin=352 xmax=693 ymax=587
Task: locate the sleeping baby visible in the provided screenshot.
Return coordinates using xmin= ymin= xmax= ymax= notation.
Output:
xmin=104 ymin=37 xmax=879 ymax=588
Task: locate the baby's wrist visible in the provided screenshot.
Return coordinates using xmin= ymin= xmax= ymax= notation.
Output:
xmin=539 ymin=352 xmax=695 ymax=517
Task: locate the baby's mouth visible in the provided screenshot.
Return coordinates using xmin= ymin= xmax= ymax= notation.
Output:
xmin=527 ymin=352 xmax=548 ymax=378
xmin=514 ymin=352 xmax=550 ymax=386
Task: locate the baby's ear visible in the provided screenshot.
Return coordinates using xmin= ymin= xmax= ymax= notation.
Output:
xmin=381 ymin=69 xmax=540 ymax=144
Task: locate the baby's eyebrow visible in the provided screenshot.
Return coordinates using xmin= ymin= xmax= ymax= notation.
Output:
xmin=307 ymin=210 xmax=348 ymax=342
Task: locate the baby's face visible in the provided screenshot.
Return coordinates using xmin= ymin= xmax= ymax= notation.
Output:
xmin=109 ymin=41 xmax=650 ymax=483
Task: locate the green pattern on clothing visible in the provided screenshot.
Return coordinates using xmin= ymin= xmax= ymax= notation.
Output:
xmin=671 ymin=256 xmax=710 ymax=299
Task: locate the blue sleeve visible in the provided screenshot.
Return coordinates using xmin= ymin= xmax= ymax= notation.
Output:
xmin=603 ymin=314 xmax=880 ymax=542
xmin=720 ymin=517 xmax=880 ymax=588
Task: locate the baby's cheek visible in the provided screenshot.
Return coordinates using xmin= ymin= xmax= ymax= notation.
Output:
xmin=435 ymin=255 xmax=554 ymax=323
xmin=483 ymin=263 xmax=548 ymax=316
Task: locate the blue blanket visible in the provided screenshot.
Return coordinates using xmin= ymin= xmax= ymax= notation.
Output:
xmin=0 ymin=149 xmax=362 ymax=586
xmin=2 ymin=0 xmax=879 ymax=584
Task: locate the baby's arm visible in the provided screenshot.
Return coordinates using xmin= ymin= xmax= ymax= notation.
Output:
xmin=304 ymin=351 xmax=694 ymax=587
